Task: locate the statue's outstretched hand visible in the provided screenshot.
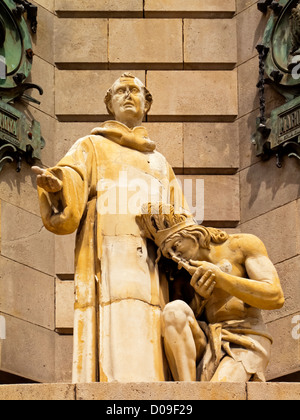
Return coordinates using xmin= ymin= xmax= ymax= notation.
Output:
xmin=32 ymin=166 xmax=63 ymax=193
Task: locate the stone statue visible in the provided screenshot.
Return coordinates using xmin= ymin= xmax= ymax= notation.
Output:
xmin=32 ymin=74 xmax=188 ymax=383
xmin=137 ymin=203 xmax=284 ymax=382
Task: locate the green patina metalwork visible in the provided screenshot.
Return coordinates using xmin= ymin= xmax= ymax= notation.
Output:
xmin=0 ymin=0 xmax=44 ymax=173
xmin=253 ymin=0 xmax=300 ymax=165
xmin=0 ymin=0 xmax=32 ymax=99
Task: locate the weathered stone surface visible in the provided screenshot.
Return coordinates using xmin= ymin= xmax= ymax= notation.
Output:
xmin=184 ymin=19 xmax=237 ymax=68
xmin=238 ymin=109 xmax=261 ymax=171
xmin=263 ymin=256 xmax=300 ymax=324
xmin=55 ymin=233 xmax=76 ymax=277
xmin=240 ymin=201 xmax=300 ymax=265
xmin=0 ymin=201 xmax=55 ymax=276
xmin=55 ymin=19 xmax=108 ymax=65
xmin=55 ymin=0 xmax=143 ymax=16
xmin=30 ymin=55 xmax=55 ymax=118
xmin=1 ymin=381 xmax=300 ymax=400
xmin=237 ymin=0 xmax=257 ymax=13
xmin=0 ymin=165 xmax=41 ymax=216
xmin=240 ymin=157 xmax=300 ymax=223
xmin=34 ymin=0 xmax=54 ymax=13
xmin=0 ymin=383 xmax=75 ymax=400
xmin=76 ymin=382 xmax=246 ymax=400
xmin=55 ymin=334 xmax=73 ymax=382
xmin=109 ymin=19 xmax=183 ymax=67
xmin=145 ymin=0 xmax=236 ymax=16
xmin=0 ymin=313 xmax=56 ymax=382
xmin=0 ymin=256 xmax=55 ymax=329
xmin=236 ymin=2 xmax=269 ymax=66
xmin=55 ymin=122 xmax=96 ymax=162
xmin=30 ymin=3 xmax=54 ymax=65
xmin=55 ymin=70 xmax=145 ymax=118
xmin=183 ymin=123 xmax=239 ymax=173
xmin=147 ymin=71 xmax=238 ymax=121
xmin=238 ymin=56 xmax=285 ymax=119
xmin=265 ymin=314 xmax=300 ymax=381
xmin=247 ymin=382 xmax=300 ymax=400
xmin=55 ymin=278 xmax=74 ymax=331
xmin=177 ymin=174 xmax=240 ymax=226
xmin=145 ymin=123 xmax=183 ymax=169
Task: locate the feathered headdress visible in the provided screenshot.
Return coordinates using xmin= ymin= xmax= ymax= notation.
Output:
xmin=136 ymin=202 xmax=196 ymax=248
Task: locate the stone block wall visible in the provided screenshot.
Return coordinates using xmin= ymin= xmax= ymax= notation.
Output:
xmin=0 ymin=0 xmax=298 ymax=385
xmin=236 ymin=1 xmax=300 ymax=380
xmin=0 ymin=0 xmax=72 ymax=384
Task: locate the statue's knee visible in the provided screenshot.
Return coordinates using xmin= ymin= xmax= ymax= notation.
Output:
xmin=163 ymin=300 xmax=191 ymax=332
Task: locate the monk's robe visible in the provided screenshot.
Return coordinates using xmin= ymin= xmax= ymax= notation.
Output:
xmin=37 ymin=121 xmax=187 ymax=383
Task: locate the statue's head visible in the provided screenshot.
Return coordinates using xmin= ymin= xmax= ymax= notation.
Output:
xmin=136 ymin=202 xmax=229 ymax=262
xmin=104 ymin=73 xmax=153 ymax=128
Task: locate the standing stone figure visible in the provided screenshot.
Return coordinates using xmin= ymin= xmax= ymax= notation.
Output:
xmin=32 ymin=74 xmax=188 ymax=383
xmin=137 ymin=203 xmax=285 ymax=382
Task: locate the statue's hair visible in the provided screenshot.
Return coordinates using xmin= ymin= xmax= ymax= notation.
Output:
xmin=162 ymin=225 xmax=229 ymax=254
xmin=136 ymin=202 xmax=229 ymax=255
xmin=104 ymin=72 xmax=153 ymax=115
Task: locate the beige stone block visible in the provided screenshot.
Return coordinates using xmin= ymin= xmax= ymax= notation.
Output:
xmin=240 ymin=157 xmax=300 ymax=223
xmin=264 ymin=315 xmax=300 ymax=380
xmin=28 ymin=56 xmax=55 ymax=117
xmin=109 ymin=19 xmax=182 ymax=67
xmin=55 ymin=19 xmax=108 ymax=65
xmin=236 ymin=3 xmax=270 ymax=66
xmin=0 ymin=256 xmax=55 ymax=330
xmin=55 ymin=233 xmax=76 ymax=277
xmin=247 ymin=382 xmax=300 ymax=400
xmin=238 ymin=56 xmax=285 ymax=118
xmin=55 ymin=0 xmax=143 ymax=16
xmin=55 ymin=70 xmax=145 ymax=119
xmin=238 ymin=109 xmax=261 ymax=170
xmin=30 ymin=3 xmax=54 ymax=65
xmin=237 ymin=0 xmax=258 ymax=14
xmin=145 ymin=0 xmax=236 ymax=16
xmin=147 ymin=71 xmax=238 ymax=121
xmin=55 ymin=334 xmax=73 ymax=382
xmin=76 ymin=382 xmax=246 ymax=400
xmin=0 ymin=201 xmax=55 ymax=275
xmin=55 ymin=122 xmax=96 ymax=162
xmin=0 ymin=383 xmax=75 ymax=400
xmin=177 ymin=174 xmax=240 ymax=226
xmin=240 ymin=201 xmax=300 ymax=265
xmin=0 ymin=164 xmax=41 ymax=216
xmin=183 ymin=123 xmax=239 ymax=173
xmin=144 ymin=123 xmax=183 ymax=169
xmin=184 ymin=19 xmax=237 ymax=69
xmin=55 ymin=278 xmax=74 ymax=331
xmin=263 ymin=256 xmax=300 ymax=324
xmin=0 ymin=313 xmax=56 ymax=382
xmin=33 ymin=0 xmax=54 ymax=13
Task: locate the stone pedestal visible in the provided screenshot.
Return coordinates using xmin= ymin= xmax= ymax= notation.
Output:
xmin=0 ymin=382 xmax=299 ymax=400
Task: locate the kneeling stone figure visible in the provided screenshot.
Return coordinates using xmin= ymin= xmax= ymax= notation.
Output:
xmin=137 ymin=203 xmax=284 ymax=382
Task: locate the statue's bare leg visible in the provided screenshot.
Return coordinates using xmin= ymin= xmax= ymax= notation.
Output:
xmin=210 ymin=356 xmax=251 ymax=382
xmin=162 ymin=300 xmax=206 ymax=381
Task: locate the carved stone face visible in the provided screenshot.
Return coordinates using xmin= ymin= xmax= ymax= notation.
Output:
xmin=164 ymin=234 xmax=200 ymax=262
xmin=108 ymin=77 xmax=149 ymax=127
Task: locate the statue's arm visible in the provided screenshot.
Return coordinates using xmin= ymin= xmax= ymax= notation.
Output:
xmin=33 ymin=137 xmax=94 ymax=235
xmin=188 ymin=235 xmax=284 ymax=310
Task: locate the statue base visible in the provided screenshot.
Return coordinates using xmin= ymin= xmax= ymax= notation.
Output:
xmin=0 ymin=382 xmax=299 ymax=400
